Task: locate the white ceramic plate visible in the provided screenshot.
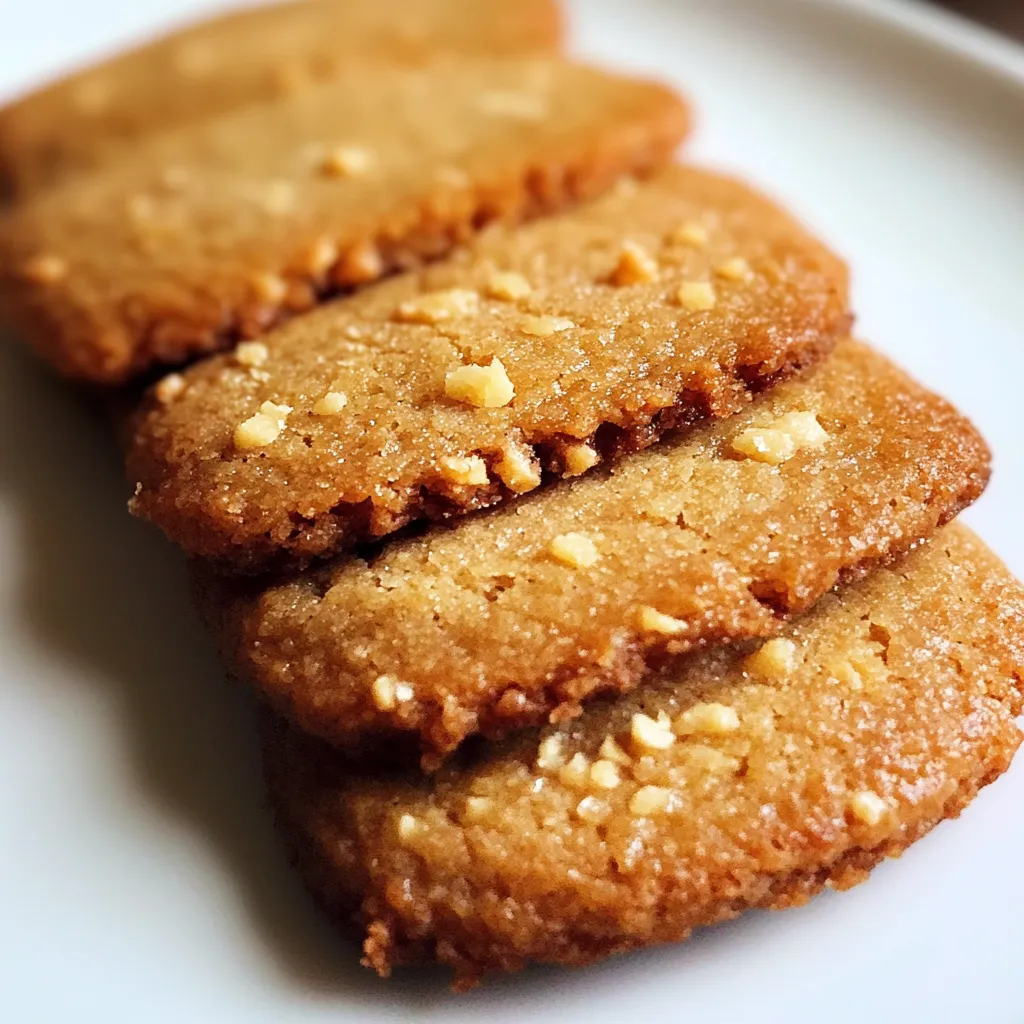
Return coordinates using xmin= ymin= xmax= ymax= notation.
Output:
xmin=2 ymin=1 xmax=1023 ymax=1021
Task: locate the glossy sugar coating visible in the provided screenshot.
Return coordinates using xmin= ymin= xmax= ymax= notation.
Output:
xmin=130 ymin=165 xmax=849 ymax=569
xmin=198 ymin=340 xmax=989 ymax=760
xmin=0 ymin=0 xmax=563 ymax=197
xmin=262 ymin=525 xmax=1024 ymax=987
xmin=0 ymin=57 xmax=686 ymax=382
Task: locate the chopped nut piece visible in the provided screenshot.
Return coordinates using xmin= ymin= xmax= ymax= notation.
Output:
xmin=558 ymin=752 xmax=591 ymax=789
xmin=494 ymin=445 xmax=541 ymax=492
xmin=397 ymin=288 xmax=481 ymax=325
xmin=464 ymin=797 xmax=494 ymax=823
xmin=563 ymin=443 xmax=599 ymax=477
xmin=439 ymin=455 xmax=489 ymax=486
xmin=477 ymin=90 xmax=547 ymax=120
xmin=486 ymin=270 xmax=532 ymax=301
xmin=675 ymin=702 xmax=741 ymax=735
xmin=518 ymin=314 xmax=575 ymax=337
xmin=672 ymin=221 xmax=709 ymax=246
xmin=599 ymin=735 xmax=633 ymax=767
xmin=731 ymin=411 xmax=829 ymax=465
xmin=677 ymin=280 xmax=716 ymax=312
xmin=235 ymin=341 xmax=269 ymax=368
xmin=635 ymin=605 xmax=688 ymax=636
xmin=589 ymin=759 xmax=622 ymax=790
xmin=434 ymin=165 xmax=470 ymax=188
xmin=687 ymin=747 xmax=741 ymax=773
xmin=262 ymin=178 xmax=296 ymax=215
xmin=320 ymin=145 xmax=374 ymax=178
xmin=397 ymin=813 xmax=422 ymax=841
xmin=716 ymin=256 xmax=753 ymax=281
xmin=746 ymin=637 xmax=798 ymax=679
xmin=250 ymin=271 xmax=288 ymax=305
xmin=536 ymin=735 xmax=566 ymax=771
xmin=302 ymin=238 xmax=339 ymax=277
xmin=611 ymin=240 xmax=659 ymax=286
xmin=313 ymin=391 xmax=348 ymax=416
xmin=337 ymin=241 xmax=383 ymax=284
xmin=549 ymin=532 xmax=600 ymax=569
xmin=233 ymin=400 xmax=292 ymax=449
xmin=631 ymin=712 xmax=675 ymax=751
xmin=829 ymin=659 xmax=865 ymax=690
xmin=21 ymin=254 xmax=67 ymax=284
xmin=576 ymin=796 xmax=612 ymax=823
xmin=370 ymin=674 xmax=412 ymax=711
xmin=153 ymin=373 xmax=186 ymax=403
xmin=444 ymin=358 xmax=515 ymax=408
xmin=849 ymin=790 xmax=888 ymax=825
xmin=630 ymin=785 xmax=672 ymax=816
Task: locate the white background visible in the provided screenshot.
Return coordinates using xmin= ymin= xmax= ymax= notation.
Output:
xmin=1 ymin=1 xmax=1023 ymax=1021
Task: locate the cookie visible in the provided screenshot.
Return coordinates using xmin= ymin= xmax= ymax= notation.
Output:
xmin=0 ymin=57 xmax=687 ymax=383
xmin=0 ymin=0 xmax=563 ymax=197
xmin=261 ymin=524 xmax=1024 ymax=988
xmin=128 ymin=165 xmax=850 ymax=570
xmin=197 ymin=340 xmax=989 ymax=761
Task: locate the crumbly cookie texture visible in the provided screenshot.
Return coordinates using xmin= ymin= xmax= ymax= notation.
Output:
xmin=0 ymin=57 xmax=687 ymax=383
xmin=196 ymin=340 xmax=990 ymax=761
xmin=262 ymin=525 xmax=1024 ymax=988
xmin=0 ymin=0 xmax=563 ymax=197
xmin=129 ymin=165 xmax=850 ymax=570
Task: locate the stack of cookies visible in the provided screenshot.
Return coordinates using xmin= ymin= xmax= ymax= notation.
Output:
xmin=1 ymin=0 xmax=1021 ymax=991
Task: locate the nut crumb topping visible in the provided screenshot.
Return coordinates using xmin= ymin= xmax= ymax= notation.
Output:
xmin=558 ymin=752 xmax=591 ymax=788
xmin=486 ymin=271 xmax=532 ymax=301
xmin=732 ymin=411 xmax=829 ymax=465
xmin=518 ymin=314 xmax=575 ymax=337
xmin=153 ymin=373 xmax=186 ymax=403
xmin=563 ymin=443 xmax=599 ymax=477
xmin=337 ymin=241 xmax=383 ymax=284
xmin=536 ymin=735 xmax=566 ymax=771
xmin=320 ymin=145 xmax=374 ymax=178
xmin=677 ymin=280 xmax=716 ymax=312
xmin=463 ymin=797 xmax=494 ymax=823
xmin=548 ymin=532 xmax=600 ymax=569
xmin=397 ymin=288 xmax=480 ymax=325
xmin=250 ymin=271 xmax=288 ymax=305
xmin=477 ymin=90 xmax=547 ymax=120
xmin=631 ymin=712 xmax=675 ymax=751
xmin=635 ymin=605 xmax=688 ymax=636
xmin=371 ymin=674 xmax=413 ymax=712
xmin=233 ymin=400 xmax=292 ymax=449
xmin=302 ymin=238 xmax=339 ymax=277
xmin=674 ymin=702 xmax=741 ymax=735
xmin=262 ymin=179 xmax=296 ymax=216
xmin=715 ymin=256 xmax=753 ymax=281
xmin=494 ymin=445 xmax=541 ymax=492
xmin=599 ymin=735 xmax=633 ymax=766
xmin=397 ymin=813 xmax=422 ymax=841
xmin=671 ymin=221 xmax=709 ymax=247
xmin=445 ymin=357 xmax=515 ymax=408
xmin=576 ymin=796 xmax=612 ymax=823
xmin=22 ymin=254 xmax=67 ymax=284
xmin=439 ymin=455 xmax=489 ymax=487
xmin=611 ymin=240 xmax=659 ymax=286
xmin=589 ymin=759 xmax=622 ymax=790
xmin=313 ymin=391 xmax=348 ymax=416
xmin=235 ymin=341 xmax=269 ymax=368
xmin=434 ymin=165 xmax=470 ymax=188
xmin=746 ymin=637 xmax=798 ymax=679
xmin=849 ymin=790 xmax=888 ymax=825
xmin=630 ymin=785 xmax=672 ymax=816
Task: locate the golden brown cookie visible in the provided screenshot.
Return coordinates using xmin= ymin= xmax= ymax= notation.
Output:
xmin=0 ymin=57 xmax=687 ymax=383
xmin=0 ymin=0 xmax=563 ymax=197
xmin=262 ymin=525 xmax=1024 ymax=988
xmin=198 ymin=340 xmax=989 ymax=762
xmin=129 ymin=166 xmax=850 ymax=570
